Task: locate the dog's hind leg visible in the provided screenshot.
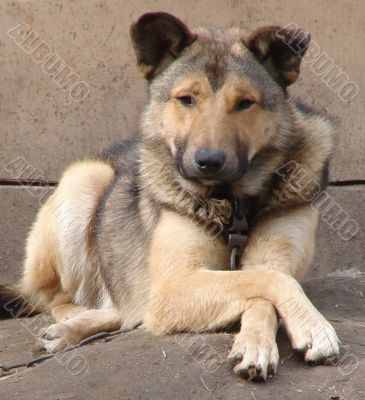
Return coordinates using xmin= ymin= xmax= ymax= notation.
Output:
xmin=34 ymin=308 xmax=122 ymax=354
xmin=18 ymin=160 xmax=119 ymax=354
xmin=20 ymin=160 xmax=115 ymax=314
xmin=19 ymin=193 xmax=64 ymax=314
xmin=51 ymin=303 xmax=88 ymax=323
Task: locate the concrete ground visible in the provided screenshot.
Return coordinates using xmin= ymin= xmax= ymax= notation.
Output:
xmin=0 ymin=1 xmax=364 ymax=399
xmin=1 ymin=275 xmax=364 ymax=400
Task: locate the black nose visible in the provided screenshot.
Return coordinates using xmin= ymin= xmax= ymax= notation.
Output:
xmin=194 ymin=149 xmax=226 ymax=174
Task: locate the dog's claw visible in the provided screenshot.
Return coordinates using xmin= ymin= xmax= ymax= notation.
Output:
xmin=234 ymin=363 xmax=266 ymax=382
xmin=267 ymin=361 xmax=277 ymax=376
xmin=228 ymin=333 xmax=279 ymax=381
xmin=39 ymin=328 xmax=49 ymax=339
xmin=32 ymin=339 xmax=47 ymax=355
xmin=284 ymin=310 xmax=340 ymax=364
xmin=279 ymin=297 xmax=340 ymax=364
xmin=33 ymin=324 xmax=70 ymax=354
xmin=228 ymin=352 xmax=243 ymax=365
xmin=306 ymin=341 xmax=312 ymax=349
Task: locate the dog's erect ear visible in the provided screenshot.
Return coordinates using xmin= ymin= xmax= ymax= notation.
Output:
xmin=245 ymin=26 xmax=310 ymax=87
xmin=130 ymin=12 xmax=196 ymax=80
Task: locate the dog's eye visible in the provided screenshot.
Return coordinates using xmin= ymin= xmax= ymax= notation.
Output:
xmin=236 ymin=99 xmax=254 ymax=111
xmin=177 ymin=96 xmax=195 ymax=107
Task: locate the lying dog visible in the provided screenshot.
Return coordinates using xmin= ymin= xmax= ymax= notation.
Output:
xmin=0 ymin=12 xmax=339 ymax=381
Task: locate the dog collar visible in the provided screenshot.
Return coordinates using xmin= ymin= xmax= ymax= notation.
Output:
xmin=227 ymin=198 xmax=248 ymax=271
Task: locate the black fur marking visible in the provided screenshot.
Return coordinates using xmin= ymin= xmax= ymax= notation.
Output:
xmin=320 ymin=161 xmax=330 ymax=191
xmin=131 ymin=12 xmax=197 ymax=80
xmin=294 ymin=101 xmax=320 ymax=116
xmin=0 ymin=285 xmax=33 ymax=319
xmin=246 ymin=26 xmax=310 ymax=87
xmin=204 ymin=53 xmax=227 ymax=91
xmin=98 ymin=138 xmax=140 ymax=174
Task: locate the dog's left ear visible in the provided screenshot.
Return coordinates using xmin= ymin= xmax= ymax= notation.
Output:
xmin=130 ymin=12 xmax=196 ymax=80
xmin=245 ymin=26 xmax=310 ymax=87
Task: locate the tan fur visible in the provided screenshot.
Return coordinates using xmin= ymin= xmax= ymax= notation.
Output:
xmin=51 ymin=303 xmax=88 ymax=323
xmin=150 ymin=72 xmax=282 ymax=169
xmin=34 ymin=308 xmax=121 ymax=354
xmin=242 ymin=205 xmax=318 ymax=279
xmin=144 ymin=210 xmax=337 ymax=376
xmin=21 ymin=160 xmax=115 ymax=315
xmin=144 ymin=208 xmax=316 ymax=331
xmin=2 ymin=14 xmax=340 ymax=382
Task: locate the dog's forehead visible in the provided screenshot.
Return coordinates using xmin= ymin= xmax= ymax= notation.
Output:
xmin=191 ymin=27 xmax=252 ymax=65
xmin=150 ymin=27 xmax=282 ymax=109
xmin=192 ymin=26 xmax=250 ymax=45
xmin=190 ymin=28 xmax=265 ymax=80
xmin=199 ymin=30 xmax=281 ymax=104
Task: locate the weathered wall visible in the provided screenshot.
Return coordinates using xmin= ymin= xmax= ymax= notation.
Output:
xmin=0 ymin=0 xmax=363 ymax=282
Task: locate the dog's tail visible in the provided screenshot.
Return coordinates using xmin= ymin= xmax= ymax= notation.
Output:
xmin=0 ymin=283 xmax=36 ymax=319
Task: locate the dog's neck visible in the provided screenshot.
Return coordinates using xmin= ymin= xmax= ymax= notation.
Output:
xmin=138 ymin=140 xmax=253 ymax=269
xmin=138 ymin=140 xmax=236 ymax=231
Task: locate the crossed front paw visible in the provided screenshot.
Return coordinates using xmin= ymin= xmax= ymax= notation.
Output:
xmin=286 ymin=311 xmax=340 ymax=364
xmin=228 ymin=331 xmax=279 ymax=381
xmin=228 ymin=310 xmax=340 ymax=381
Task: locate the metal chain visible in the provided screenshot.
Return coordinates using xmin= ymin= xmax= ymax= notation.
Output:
xmin=0 ymin=321 xmax=142 ymax=376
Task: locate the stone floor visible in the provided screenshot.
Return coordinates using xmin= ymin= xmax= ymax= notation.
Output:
xmin=0 ymin=275 xmax=364 ymax=400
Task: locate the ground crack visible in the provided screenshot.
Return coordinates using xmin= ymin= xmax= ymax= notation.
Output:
xmin=0 ymin=322 xmax=141 ymax=377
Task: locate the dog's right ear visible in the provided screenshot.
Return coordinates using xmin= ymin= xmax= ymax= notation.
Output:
xmin=130 ymin=12 xmax=196 ymax=80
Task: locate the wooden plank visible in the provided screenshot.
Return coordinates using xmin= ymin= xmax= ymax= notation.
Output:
xmin=0 ymin=186 xmax=363 ymax=285
xmin=0 ymin=0 xmax=363 ymax=181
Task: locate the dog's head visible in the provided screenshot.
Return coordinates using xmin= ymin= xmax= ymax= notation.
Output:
xmin=131 ymin=12 xmax=310 ymax=186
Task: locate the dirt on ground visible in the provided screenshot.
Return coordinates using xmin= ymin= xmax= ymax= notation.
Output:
xmin=0 ymin=275 xmax=364 ymax=400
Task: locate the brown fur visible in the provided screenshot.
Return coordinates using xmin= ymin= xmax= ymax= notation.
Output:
xmin=1 ymin=13 xmax=339 ymax=382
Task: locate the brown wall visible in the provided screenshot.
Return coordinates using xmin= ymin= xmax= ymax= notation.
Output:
xmin=0 ymin=0 xmax=364 ymax=282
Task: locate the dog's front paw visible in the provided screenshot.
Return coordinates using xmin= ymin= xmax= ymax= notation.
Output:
xmin=228 ymin=331 xmax=279 ymax=381
xmin=33 ymin=323 xmax=78 ymax=354
xmin=281 ymin=302 xmax=340 ymax=363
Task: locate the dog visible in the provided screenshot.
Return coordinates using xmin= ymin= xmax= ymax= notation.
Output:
xmin=0 ymin=12 xmax=339 ymax=381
